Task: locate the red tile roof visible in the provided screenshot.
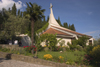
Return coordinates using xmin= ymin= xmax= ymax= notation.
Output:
xmin=51 ymin=26 xmax=92 ymax=37
xmin=43 ymin=28 xmax=72 ymax=36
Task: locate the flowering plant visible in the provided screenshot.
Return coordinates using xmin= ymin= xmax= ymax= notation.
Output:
xmin=83 ymin=54 xmax=92 ymax=65
xmin=44 ymin=54 xmax=53 ymax=60
xmin=23 ymin=45 xmax=37 ymax=53
xmin=59 ymin=56 xmax=64 ymax=59
xmin=90 ymin=45 xmax=100 ymax=64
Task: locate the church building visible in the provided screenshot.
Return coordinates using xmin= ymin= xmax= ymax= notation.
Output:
xmin=41 ymin=4 xmax=94 ymax=46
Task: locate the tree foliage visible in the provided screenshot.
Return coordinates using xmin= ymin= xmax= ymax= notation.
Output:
xmin=12 ymin=3 xmax=17 ymax=16
xmin=68 ymin=36 xmax=89 ymax=50
xmin=56 ymin=17 xmax=62 ymax=26
xmin=63 ymin=22 xmax=76 ymax=31
xmin=78 ymin=36 xmax=89 ymax=48
xmin=63 ymin=22 xmax=68 ymax=28
xmin=24 ymin=2 xmax=45 ymax=45
xmin=0 ymin=10 xmax=30 ymax=40
xmin=18 ymin=9 xmax=20 ymax=16
xmin=39 ymin=33 xmax=57 ymax=51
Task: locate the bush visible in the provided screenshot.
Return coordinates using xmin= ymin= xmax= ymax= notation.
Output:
xmin=59 ymin=40 xmax=65 ymax=47
xmin=37 ymin=45 xmax=44 ymax=51
xmin=55 ymin=46 xmax=63 ymax=51
xmin=90 ymin=45 xmax=100 ymax=64
xmin=94 ymin=38 xmax=100 ymax=46
xmin=67 ymin=42 xmax=77 ymax=51
xmin=23 ymin=45 xmax=37 ymax=53
xmin=65 ymin=46 xmax=70 ymax=51
xmin=85 ymin=45 xmax=94 ymax=54
xmin=76 ymin=45 xmax=83 ymax=51
xmin=83 ymin=45 xmax=100 ymax=66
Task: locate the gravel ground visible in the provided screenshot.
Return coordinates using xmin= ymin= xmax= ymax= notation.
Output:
xmin=0 ymin=58 xmax=52 ymax=67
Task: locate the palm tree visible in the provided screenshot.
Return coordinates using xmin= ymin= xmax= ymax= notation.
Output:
xmin=24 ymin=2 xmax=45 ymax=46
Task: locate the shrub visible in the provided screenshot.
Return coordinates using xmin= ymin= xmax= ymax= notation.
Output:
xmin=85 ymin=45 xmax=94 ymax=54
xmin=65 ymin=46 xmax=70 ymax=51
xmin=67 ymin=42 xmax=77 ymax=51
xmin=94 ymin=38 xmax=100 ymax=46
xmin=40 ymin=33 xmax=57 ymax=51
xmin=23 ymin=45 xmax=37 ymax=53
xmin=59 ymin=40 xmax=65 ymax=47
xmin=55 ymin=46 xmax=63 ymax=51
xmin=78 ymin=36 xmax=88 ymax=48
xmin=44 ymin=47 xmax=49 ymax=52
xmin=83 ymin=45 xmax=100 ymax=66
xmin=37 ymin=45 xmax=44 ymax=51
xmin=83 ymin=54 xmax=92 ymax=65
xmin=76 ymin=45 xmax=83 ymax=51
xmin=90 ymin=45 xmax=100 ymax=64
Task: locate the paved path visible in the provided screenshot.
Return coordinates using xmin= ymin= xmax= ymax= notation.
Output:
xmin=0 ymin=58 xmax=52 ymax=67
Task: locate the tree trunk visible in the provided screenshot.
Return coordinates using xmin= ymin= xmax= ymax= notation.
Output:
xmin=31 ymin=18 xmax=34 ymax=46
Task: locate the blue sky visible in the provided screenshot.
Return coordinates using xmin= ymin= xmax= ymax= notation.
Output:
xmin=0 ymin=0 xmax=100 ymax=38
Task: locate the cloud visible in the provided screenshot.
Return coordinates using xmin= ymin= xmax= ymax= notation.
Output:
xmin=88 ymin=12 xmax=93 ymax=15
xmin=0 ymin=0 xmax=26 ymax=10
xmin=84 ymin=30 xmax=100 ymax=35
xmin=23 ymin=3 xmax=26 ymax=7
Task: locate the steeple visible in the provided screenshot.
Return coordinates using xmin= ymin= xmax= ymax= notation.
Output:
xmin=48 ymin=3 xmax=60 ymax=27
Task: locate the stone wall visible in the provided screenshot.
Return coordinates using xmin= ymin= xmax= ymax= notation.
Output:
xmin=0 ymin=44 xmax=24 ymax=51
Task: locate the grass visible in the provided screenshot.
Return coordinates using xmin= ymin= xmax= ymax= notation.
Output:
xmin=38 ymin=50 xmax=86 ymax=62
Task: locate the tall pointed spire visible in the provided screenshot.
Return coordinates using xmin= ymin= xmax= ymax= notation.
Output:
xmin=48 ymin=3 xmax=60 ymax=27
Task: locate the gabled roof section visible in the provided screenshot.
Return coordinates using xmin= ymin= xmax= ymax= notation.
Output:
xmin=43 ymin=28 xmax=72 ymax=36
xmin=51 ymin=26 xmax=92 ymax=38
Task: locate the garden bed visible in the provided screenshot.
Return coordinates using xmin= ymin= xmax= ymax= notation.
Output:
xmin=0 ymin=51 xmax=76 ymax=67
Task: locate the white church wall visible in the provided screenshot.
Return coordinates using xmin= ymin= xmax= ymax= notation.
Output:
xmin=56 ymin=38 xmax=71 ymax=47
xmin=40 ymin=38 xmax=71 ymax=47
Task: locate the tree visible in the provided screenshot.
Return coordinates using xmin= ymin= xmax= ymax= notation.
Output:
xmin=20 ymin=12 xmax=23 ymax=17
xmin=47 ymin=16 xmax=49 ymax=22
xmin=56 ymin=17 xmax=62 ymax=26
xmin=24 ymin=2 xmax=45 ymax=45
xmin=0 ymin=10 xmax=30 ymax=40
xmin=0 ymin=12 xmax=4 ymax=31
xmin=70 ymin=24 xmax=76 ymax=31
xmin=18 ymin=9 xmax=20 ymax=16
xmin=68 ymin=24 xmax=71 ymax=29
xmin=12 ymin=3 xmax=17 ymax=16
xmin=8 ymin=8 xmax=11 ymax=12
xmin=63 ymin=22 xmax=68 ymax=28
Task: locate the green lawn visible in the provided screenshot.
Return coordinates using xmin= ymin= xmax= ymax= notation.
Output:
xmin=38 ymin=51 xmax=86 ymax=62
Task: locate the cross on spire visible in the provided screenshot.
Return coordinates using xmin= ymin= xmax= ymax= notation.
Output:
xmin=50 ymin=3 xmax=53 ymax=9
